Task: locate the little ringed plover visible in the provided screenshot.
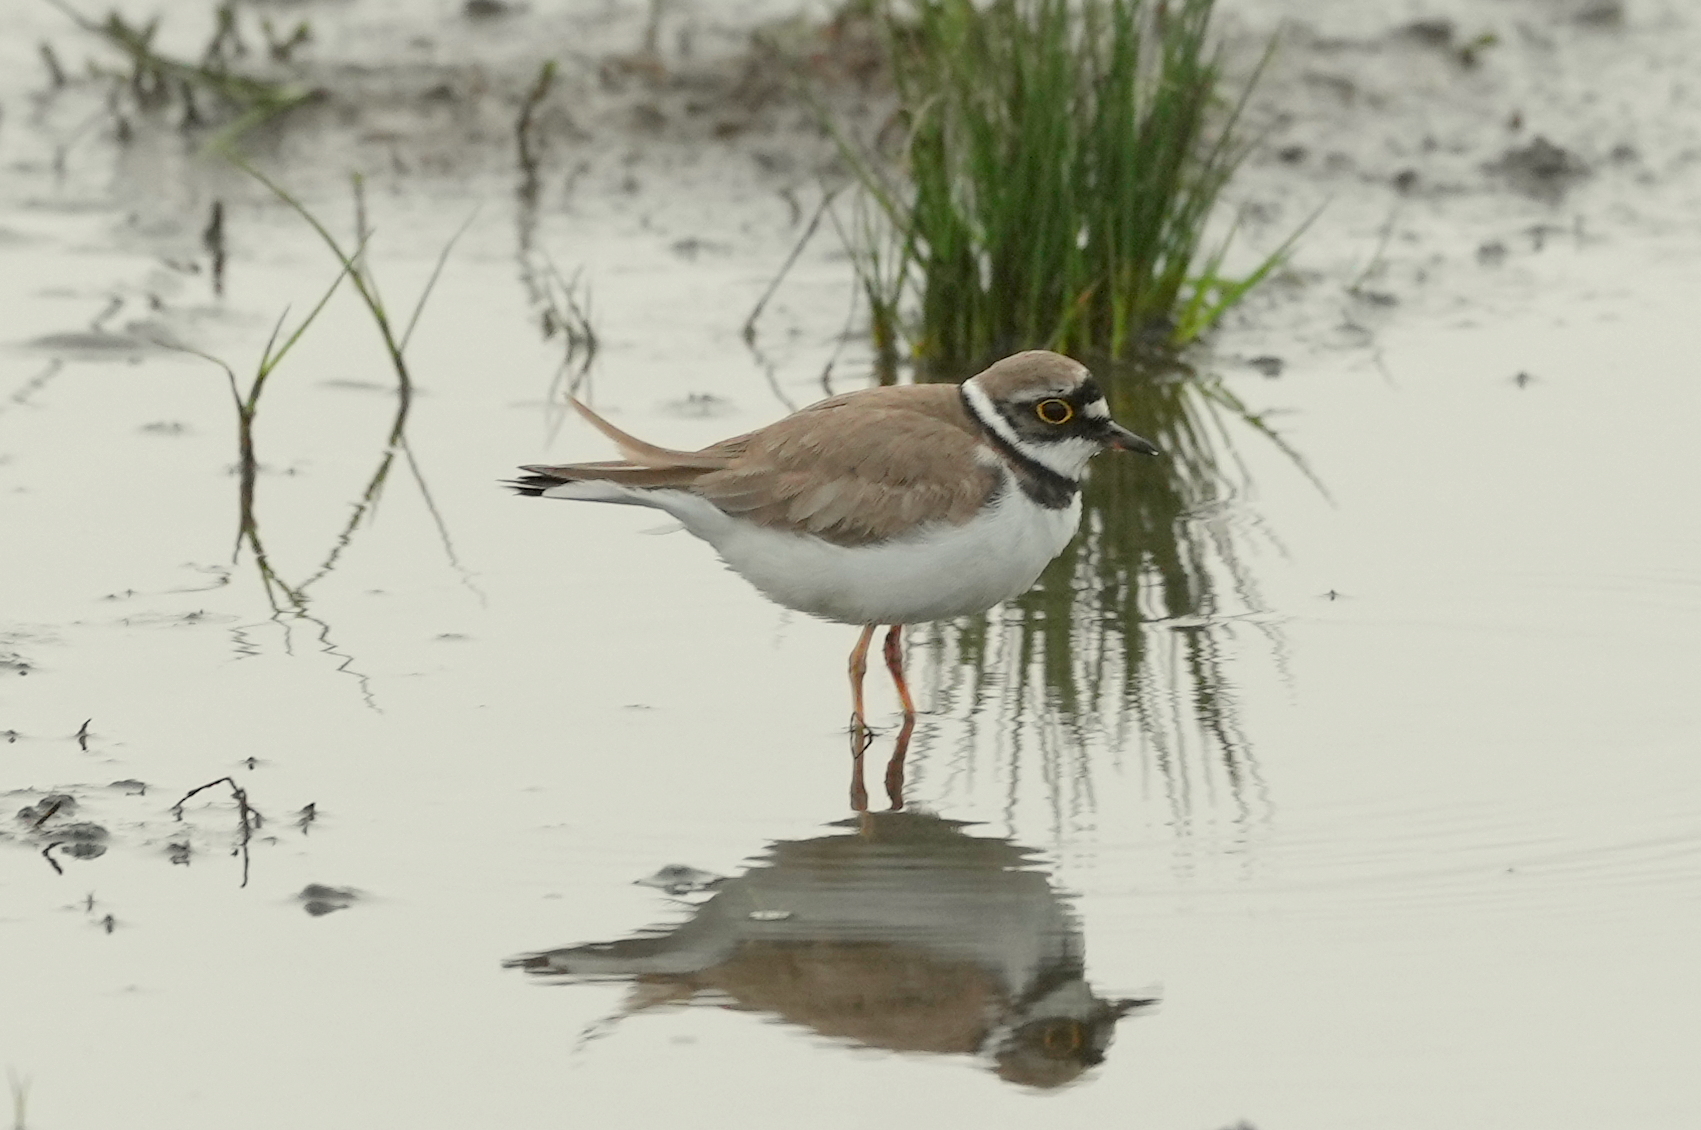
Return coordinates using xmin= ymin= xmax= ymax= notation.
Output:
xmin=510 ymin=350 xmax=1158 ymax=741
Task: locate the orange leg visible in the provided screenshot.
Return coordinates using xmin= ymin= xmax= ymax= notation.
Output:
xmin=884 ymin=713 xmax=914 ymax=811
xmin=850 ymin=745 xmax=869 ymax=812
xmin=882 ymin=624 xmax=916 ymax=723
xmin=848 ymin=624 xmax=877 ymax=752
xmin=879 ymin=625 xmax=916 ymax=811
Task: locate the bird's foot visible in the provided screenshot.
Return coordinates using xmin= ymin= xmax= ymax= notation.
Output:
xmin=848 ymin=715 xmax=874 ymax=811
xmin=848 ymin=714 xmax=877 ymax=755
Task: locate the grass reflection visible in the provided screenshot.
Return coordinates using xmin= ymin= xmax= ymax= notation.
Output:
xmin=917 ymin=355 xmax=1305 ymax=822
xmin=178 ymin=169 xmax=473 ymax=700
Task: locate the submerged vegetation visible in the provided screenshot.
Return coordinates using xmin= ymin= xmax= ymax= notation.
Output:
xmin=836 ymin=0 xmax=1293 ymax=373
xmin=169 ymin=169 xmax=472 ymax=702
xmin=49 ymin=0 xmax=317 ymax=145
xmin=219 ymin=166 xmax=461 ymax=610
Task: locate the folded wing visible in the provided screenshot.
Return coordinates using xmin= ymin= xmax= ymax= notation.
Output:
xmin=513 ymin=387 xmax=1002 ymax=546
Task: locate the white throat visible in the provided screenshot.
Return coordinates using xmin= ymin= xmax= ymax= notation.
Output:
xmin=962 ymin=378 xmax=1099 ymax=480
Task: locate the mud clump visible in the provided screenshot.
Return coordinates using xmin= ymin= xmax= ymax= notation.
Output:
xmin=17 ymin=794 xmax=78 ymax=823
xmin=299 ymin=883 xmax=360 ymax=916
xmin=1487 ymin=136 xmax=1591 ymax=201
xmin=55 ymin=824 xmax=111 ymax=859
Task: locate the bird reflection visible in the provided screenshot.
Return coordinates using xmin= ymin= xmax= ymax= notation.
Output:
xmin=507 ymin=811 xmax=1153 ymax=1088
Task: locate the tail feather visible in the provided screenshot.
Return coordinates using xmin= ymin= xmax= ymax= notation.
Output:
xmin=510 ymin=398 xmax=732 ymax=499
xmin=512 ymin=461 xmax=707 ymax=493
xmin=507 ymin=473 xmax=564 ymax=497
xmin=568 ymin=398 xmax=735 ymax=470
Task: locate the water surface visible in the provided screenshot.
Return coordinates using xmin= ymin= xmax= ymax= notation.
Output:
xmin=2 ymin=1 xmax=1698 ymax=1127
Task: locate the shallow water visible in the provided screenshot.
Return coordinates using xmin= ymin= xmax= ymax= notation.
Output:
xmin=3 ymin=1 xmax=1699 ymax=1128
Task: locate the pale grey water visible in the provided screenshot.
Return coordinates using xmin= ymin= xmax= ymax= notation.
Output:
xmin=2 ymin=1 xmax=1698 ymax=1127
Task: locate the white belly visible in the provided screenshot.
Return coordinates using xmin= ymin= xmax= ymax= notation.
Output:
xmin=659 ymin=479 xmax=1082 ymax=625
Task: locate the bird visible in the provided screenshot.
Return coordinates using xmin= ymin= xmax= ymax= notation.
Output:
xmin=507 ymin=810 xmax=1152 ymax=1087
xmin=509 ymin=349 xmax=1159 ymax=743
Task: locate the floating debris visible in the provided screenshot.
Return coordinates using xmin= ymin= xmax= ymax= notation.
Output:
xmin=658 ymin=392 xmax=735 ymax=420
xmin=57 ymin=824 xmax=110 ymax=861
xmin=1487 ymin=136 xmax=1591 ymax=201
xmin=18 ymin=794 xmax=77 ymax=825
xmin=298 ymin=884 xmax=359 ymax=916
xmin=636 ymin=864 xmax=725 ymax=896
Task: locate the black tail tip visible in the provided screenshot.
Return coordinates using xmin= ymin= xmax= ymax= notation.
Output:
xmin=505 ymin=474 xmax=558 ymax=497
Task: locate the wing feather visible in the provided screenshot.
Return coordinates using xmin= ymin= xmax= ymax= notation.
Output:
xmin=519 ymin=384 xmax=1001 ymax=547
xmin=693 ymin=389 xmax=1001 ymax=546
xmin=569 ymin=398 xmax=739 ymax=470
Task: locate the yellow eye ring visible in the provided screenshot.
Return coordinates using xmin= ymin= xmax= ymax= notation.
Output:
xmin=1035 ymin=398 xmax=1074 ymax=425
xmin=1042 ymin=1021 xmax=1084 ymax=1055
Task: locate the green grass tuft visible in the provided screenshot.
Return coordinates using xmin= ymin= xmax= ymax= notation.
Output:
xmin=838 ymin=0 xmax=1291 ymax=373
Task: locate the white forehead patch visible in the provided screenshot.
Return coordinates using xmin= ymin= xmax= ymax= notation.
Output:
xmin=1084 ymin=398 xmax=1110 ymax=419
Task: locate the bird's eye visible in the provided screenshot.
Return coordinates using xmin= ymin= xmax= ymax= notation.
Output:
xmin=1035 ymin=398 xmax=1074 ymax=425
xmin=1040 ymin=1021 xmax=1085 ymax=1056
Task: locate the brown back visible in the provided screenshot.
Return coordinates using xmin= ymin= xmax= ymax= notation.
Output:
xmin=525 ymin=384 xmax=1001 ymax=546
